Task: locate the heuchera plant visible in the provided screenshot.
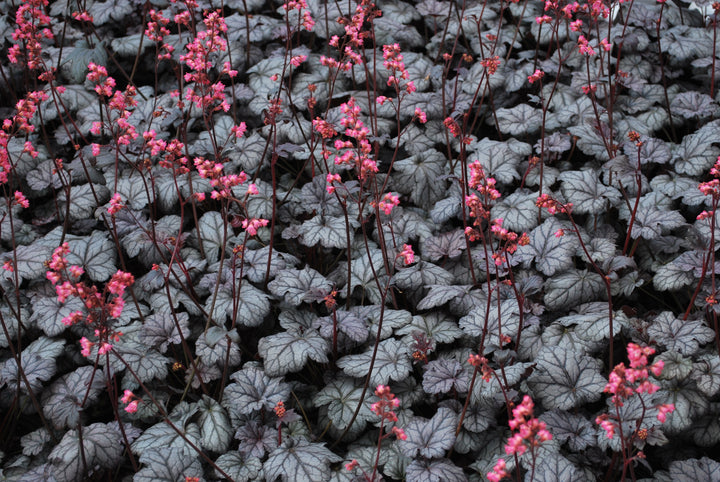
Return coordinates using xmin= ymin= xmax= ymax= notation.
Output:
xmin=3 ymin=0 xmax=720 ymax=480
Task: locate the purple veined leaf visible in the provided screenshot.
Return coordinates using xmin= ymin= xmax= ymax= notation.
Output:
xmin=422 ymin=358 xmax=469 ymax=394
xmin=398 ymin=407 xmax=457 ymax=459
xmin=337 ymin=338 xmax=412 ymax=386
xmin=393 ymin=149 xmax=449 ymax=211
xmin=528 ymin=346 xmax=605 ymax=410
xmin=314 ymin=309 xmax=369 ymax=343
xmin=557 ymin=169 xmax=621 ymax=215
xmin=648 ymin=312 xmax=714 ymax=356
xmin=258 ymin=328 xmax=330 ymax=377
xmin=222 ymin=364 xmax=290 ymax=416
xmin=133 ymin=448 xmax=203 ymax=482
xmin=490 ymin=189 xmax=540 ymax=233
xmin=108 ymin=339 xmax=170 ymax=384
xmin=48 ymin=422 xmax=125 ymax=481
xmin=396 ymin=312 xmax=464 ymax=345
xmin=215 ymin=452 xmax=264 ymax=481
xmin=196 ymin=395 xmax=233 ymax=453
xmin=406 ymin=458 xmax=468 ymax=482
xmin=314 ymin=376 xmax=374 ymax=431
xmin=516 ymin=217 xmax=578 ymax=276
xmin=41 ymin=366 xmax=106 ymax=430
xmin=543 ymin=268 xmax=605 ymax=311
xmin=236 ymin=420 xmax=278 ymax=458
xmin=263 ymin=438 xmax=341 ymax=481
xmin=669 ymin=457 xmax=720 ymax=480
xmin=531 ymin=453 xmax=584 ymax=482
xmin=540 ymin=410 xmax=596 ymax=452
xmin=268 ymin=266 xmax=333 ymax=306
xmin=495 ymin=103 xmax=542 ymax=136
xmin=691 ymin=355 xmax=720 ymax=397
xmin=672 ymin=120 xmax=720 ymax=176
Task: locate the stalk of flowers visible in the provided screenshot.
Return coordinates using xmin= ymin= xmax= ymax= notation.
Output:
xmin=320 ymin=0 xmax=381 ymax=74
xmin=177 ymin=9 xmax=236 ymax=115
xmin=45 ymin=242 xmax=134 ymax=358
xmin=345 ymin=384 xmax=407 ymax=481
xmin=464 ymin=161 xmax=529 ymax=269
xmin=282 ymin=0 xmax=315 ymax=33
xmin=86 ymin=63 xmax=139 ymax=152
xmin=595 ymin=343 xmax=675 ymax=478
xmin=7 ymin=0 xmax=54 ymax=72
xmin=487 ymin=395 xmax=553 ymax=482
xmin=693 ymin=155 xmax=720 ymax=318
xmin=1 ymin=90 xmax=49 ymax=187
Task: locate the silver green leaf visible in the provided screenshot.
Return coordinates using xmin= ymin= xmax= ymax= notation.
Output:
xmin=528 ymin=346 xmax=605 ymax=410
xmin=258 ymin=328 xmax=330 ymax=377
xmin=222 ymin=365 xmax=290 ymax=415
xmin=48 ymin=423 xmax=124 ymax=482
xmin=338 ymin=338 xmax=412 ymax=386
xmin=197 ymin=395 xmax=233 ymax=453
xmin=647 ymin=312 xmax=714 ymax=356
xmin=134 ymin=448 xmax=203 ymax=482
xmin=264 ymin=439 xmax=341 ymax=482
xmin=399 ymin=407 xmax=458 ymax=459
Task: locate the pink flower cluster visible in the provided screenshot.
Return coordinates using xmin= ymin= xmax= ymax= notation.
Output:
xmin=399 ymin=244 xmax=415 ymax=266
xmin=488 ymin=396 xmax=552 ymax=481
xmin=377 ymin=193 xmax=400 ymax=215
xmin=382 ymin=43 xmax=416 ymax=94
xmin=87 ymin=63 xmax=139 ymax=147
xmin=242 ymin=218 xmax=269 ymax=236
xmin=282 ymin=0 xmax=315 ymax=32
xmin=320 ymin=0 xmax=380 ymax=71
xmin=370 ymin=385 xmax=407 ymax=440
xmin=46 ymin=243 xmax=134 ymax=358
xmin=536 ymin=193 xmax=572 ymax=215
xmin=121 ymin=390 xmax=140 ymax=413
xmin=8 ymin=0 xmax=54 ymax=70
xmin=331 ymin=98 xmax=377 ymax=180
xmin=178 ymin=10 xmax=236 ymax=113
xmin=699 ymin=156 xmax=720 ymax=199
xmin=595 ymin=343 xmax=675 ymax=440
xmin=1 ymin=90 xmax=48 ymax=185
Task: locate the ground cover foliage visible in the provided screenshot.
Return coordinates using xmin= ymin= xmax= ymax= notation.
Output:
xmin=2 ymin=0 xmax=720 ymax=479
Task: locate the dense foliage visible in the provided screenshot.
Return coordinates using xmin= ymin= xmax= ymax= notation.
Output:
xmin=1 ymin=0 xmax=720 ymax=480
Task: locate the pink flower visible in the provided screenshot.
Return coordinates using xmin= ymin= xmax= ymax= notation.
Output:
xmin=377 ymin=193 xmax=400 ymax=215
xmin=290 ymin=55 xmax=307 ymax=67
xmin=400 ymin=244 xmax=414 ymax=265
xmin=61 ymin=311 xmax=83 ymax=327
xmin=80 ymin=337 xmax=93 ymax=357
xmin=231 ymin=123 xmax=247 ymax=138
xmin=121 ymin=390 xmax=134 ymax=404
xmin=242 ymin=218 xmax=269 ymax=236
xmin=108 ymin=193 xmax=123 ymax=215
xmin=487 ymin=459 xmax=508 ymax=482
xmin=125 ymin=400 xmax=139 ymax=413
xmin=326 ymin=173 xmax=341 ymax=194
xmin=528 ymin=69 xmax=545 ymax=84
xmin=657 ymin=403 xmax=675 ymax=423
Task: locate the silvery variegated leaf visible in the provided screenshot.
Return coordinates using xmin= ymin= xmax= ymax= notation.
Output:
xmin=263 ymin=439 xmax=341 ymax=482
xmin=398 ymin=407 xmax=458 ymax=459
xmin=338 ymin=338 xmax=411 ymax=386
xmin=258 ymin=328 xmax=330 ymax=376
xmin=528 ymin=346 xmax=605 ymax=410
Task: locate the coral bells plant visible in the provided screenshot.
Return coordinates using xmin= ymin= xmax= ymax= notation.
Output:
xmin=46 ymin=243 xmax=133 ymax=357
xmin=488 ymin=395 xmax=553 ymax=482
xmin=5 ymin=0 xmax=720 ymax=480
xmin=595 ymin=344 xmax=675 ymax=477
